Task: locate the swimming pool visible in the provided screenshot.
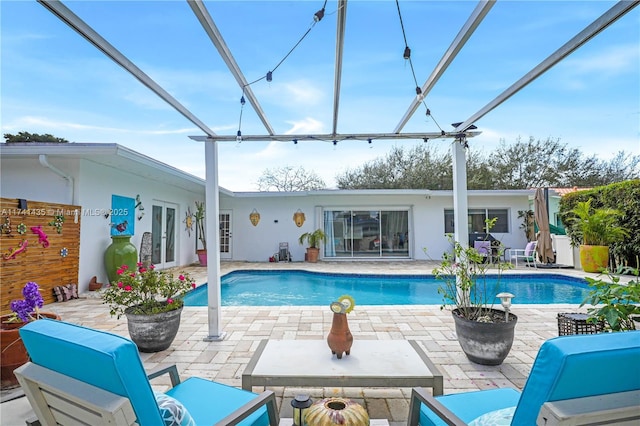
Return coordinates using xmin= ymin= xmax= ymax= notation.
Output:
xmin=183 ymin=270 xmax=590 ymax=306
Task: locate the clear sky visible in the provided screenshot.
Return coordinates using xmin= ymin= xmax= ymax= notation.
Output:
xmin=2 ymin=1 xmax=639 ymax=191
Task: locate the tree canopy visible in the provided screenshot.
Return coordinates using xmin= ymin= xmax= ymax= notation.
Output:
xmin=336 ymin=137 xmax=640 ymax=190
xmin=257 ymin=165 xmax=326 ymax=191
xmin=4 ymin=132 xmax=68 ymax=143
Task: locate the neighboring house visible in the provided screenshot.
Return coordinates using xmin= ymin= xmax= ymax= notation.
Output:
xmin=1 ymin=142 xmax=533 ymax=292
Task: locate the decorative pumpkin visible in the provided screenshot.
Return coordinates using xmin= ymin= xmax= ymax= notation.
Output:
xmin=305 ymin=397 xmax=369 ymax=426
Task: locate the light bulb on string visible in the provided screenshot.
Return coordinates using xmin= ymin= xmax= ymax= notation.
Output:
xmin=403 ymin=46 xmax=411 ymax=60
xmin=266 ymin=71 xmax=272 ymax=82
xmin=240 ymin=95 xmax=245 ymax=106
xmin=313 ymin=8 xmax=325 ymax=22
xmin=236 ymin=130 xmax=242 ymax=143
xmin=416 ymin=86 xmax=424 ymax=102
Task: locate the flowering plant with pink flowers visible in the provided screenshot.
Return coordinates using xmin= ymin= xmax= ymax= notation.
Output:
xmin=102 ymin=263 xmax=196 ymax=318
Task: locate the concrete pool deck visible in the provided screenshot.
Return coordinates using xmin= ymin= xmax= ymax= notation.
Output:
xmin=1 ymin=260 xmax=601 ymax=425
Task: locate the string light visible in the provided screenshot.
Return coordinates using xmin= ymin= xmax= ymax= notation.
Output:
xmin=293 ymin=139 xmax=298 ymax=145
xmin=314 ymin=7 xmax=325 ymax=22
xmin=395 ymin=0 xmax=444 ymax=134
xmin=234 ymin=1 xmax=328 ymax=141
xmin=332 ymin=140 xmax=337 ymax=146
xmin=237 ymin=93 xmax=245 ymax=143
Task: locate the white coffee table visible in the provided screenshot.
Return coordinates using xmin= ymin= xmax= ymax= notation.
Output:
xmin=242 ymin=339 xmax=443 ymax=395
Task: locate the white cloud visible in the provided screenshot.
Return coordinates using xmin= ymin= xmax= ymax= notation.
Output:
xmin=284 ymin=117 xmax=325 ymax=134
xmin=564 ymin=44 xmax=639 ymax=76
xmin=283 ymin=80 xmax=325 ymax=105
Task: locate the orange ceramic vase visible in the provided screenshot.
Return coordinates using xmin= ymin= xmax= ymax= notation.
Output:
xmin=327 ymin=313 xmax=353 ymax=359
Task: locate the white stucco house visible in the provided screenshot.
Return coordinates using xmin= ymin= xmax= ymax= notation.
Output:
xmin=1 ymin=142 xmax=534 ymax=292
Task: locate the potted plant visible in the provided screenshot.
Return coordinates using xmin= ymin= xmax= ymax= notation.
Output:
xmin=194 ymin=200 xmax=207 ymax=266
xmin=102 ymin=262 xmax=196 ymax=352
xmin=298 ymin=228 xmax=327 ymax=263
xmin=432 ymin=219 xmax=516 ymax=365
xmin=581 ymin=264 xmax=640 ymax=331
xmin=568 ymin=199 xmax=628 ymax=273
xmin=1 ymin=282 xmax=60 ymax=389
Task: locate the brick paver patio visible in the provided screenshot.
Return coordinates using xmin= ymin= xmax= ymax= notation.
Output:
xmin=1 ymin=261 xmax=595 ymax=425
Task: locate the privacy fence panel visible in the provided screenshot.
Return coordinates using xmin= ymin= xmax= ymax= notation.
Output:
xmin=0 ymin=198 xmax=81 ymax=315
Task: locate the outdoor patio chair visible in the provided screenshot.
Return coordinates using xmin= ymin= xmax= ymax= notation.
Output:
xmin=509 ymin=241 xmax=538 ymax=268
xmin=14 ymin=318 xmax=279 ymax=425
xmin=278 ymin=242 xmax=291 ymax=262
xmin=473 ymin=240 xmax=492 ymax=263
xmin=408 ymin=330 xmax=640 ymax=426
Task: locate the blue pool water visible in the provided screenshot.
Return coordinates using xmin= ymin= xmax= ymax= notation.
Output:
xmin=183 ymin=270 xmax=590 ymax=306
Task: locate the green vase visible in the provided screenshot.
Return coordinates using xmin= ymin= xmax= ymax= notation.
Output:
xmin=104 ymin=235 xmax=138 ymax=283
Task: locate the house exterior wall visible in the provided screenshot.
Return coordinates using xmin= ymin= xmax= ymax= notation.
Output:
xmin=0 ymin=156 xmax=204 ymax=292
xmin=0 ymin=156 xmax=79 ymax=205
xmin=76 ymin=159 xmax=204 ymax=288
xmin=220 ymin=192 xmax=531 ymax=262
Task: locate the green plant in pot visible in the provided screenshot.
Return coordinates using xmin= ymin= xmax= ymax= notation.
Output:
xmin=102 ymin=263 xmax=196 ymax=352
xmin=580 ymin=264 xmax=640 ymax=331
xmin=194 ymin=200 xmax=207 ymax=266
xmin=568 ymin=199 xmax=628 ymax=273
xmin=432 ymin=219 xmax=516 ymax=365
xmin=298 ymin=228 xmax=327 ymax=263
xmin=1 ymin=282 xmax=60 ymax=389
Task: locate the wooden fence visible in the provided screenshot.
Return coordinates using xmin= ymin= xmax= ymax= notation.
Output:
xmin=0 ymin=198 xmax=81 ymax=316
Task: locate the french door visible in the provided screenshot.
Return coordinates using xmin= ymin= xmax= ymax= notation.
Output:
xmin=151 ymin=201 xmax=178 ymax=269
xmin=219 ymin=210 xmax=232 ymax=259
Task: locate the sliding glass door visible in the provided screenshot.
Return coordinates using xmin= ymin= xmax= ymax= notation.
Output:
xmin=323 ymin=209 xmax=409 ymax=258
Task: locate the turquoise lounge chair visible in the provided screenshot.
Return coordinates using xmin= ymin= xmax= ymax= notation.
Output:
xmin=15 ymin=319 xmax=279 ymax=425
xmin=408 ymin=331 xmax=640 ymax=425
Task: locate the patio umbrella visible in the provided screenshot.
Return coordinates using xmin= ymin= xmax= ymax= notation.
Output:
xmin=534 ymin=188 xmax=555 ymax=264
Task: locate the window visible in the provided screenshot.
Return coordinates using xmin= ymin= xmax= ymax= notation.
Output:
xmin=444 ymin=208 xmax=509 ymax=234
xmin=323 ymin=209 xmax=409 ymax=258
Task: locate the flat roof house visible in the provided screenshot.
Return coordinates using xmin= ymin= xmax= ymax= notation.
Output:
xmin=1 ymin=142 xmax=533 ymax=293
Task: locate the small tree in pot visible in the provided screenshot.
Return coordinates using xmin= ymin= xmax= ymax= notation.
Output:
xmin=567 ymin=199 xmax=628 ymax=273
xmin=194 ymin=201 xmax=207 ymax=266
xmin=432 ymin=219 xmax=516 ymax=365
xmin=298 ymin=228 xmax=327 ymax=263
